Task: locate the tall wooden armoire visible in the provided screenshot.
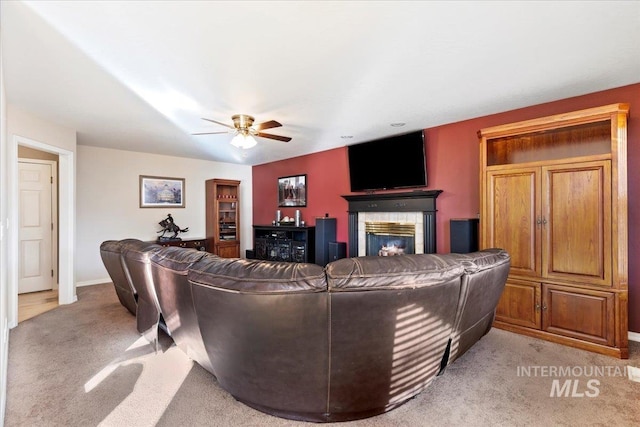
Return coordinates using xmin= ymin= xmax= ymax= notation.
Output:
xmin=478 ymin=104 xmax=629 ymax=358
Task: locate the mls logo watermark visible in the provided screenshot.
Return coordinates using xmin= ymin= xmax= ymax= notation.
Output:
xmin=550 ymin=379 xmax=600 ymax=397
xmin=517 ymin=365 xmax=640 ymax=398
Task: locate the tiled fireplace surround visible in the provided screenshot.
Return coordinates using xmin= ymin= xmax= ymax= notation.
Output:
xmin=342 ymin=190 xmax=443 ymax=257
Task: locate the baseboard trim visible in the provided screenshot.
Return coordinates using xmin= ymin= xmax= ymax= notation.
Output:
xmin=76 ymin=278 xmax=111 ymax=287
xmin=629 ymin=331 xmax=640 ymax=343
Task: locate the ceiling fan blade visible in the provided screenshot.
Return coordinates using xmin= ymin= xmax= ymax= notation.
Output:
xmin=254 ymin=120 xmax=282 ymax=131
xmin=192 ymin=131 xmax=230 ymax=135
xmin=201 ymin=118 xmax=235 ymax=129
xmin=257 ymin=132 xmax=292 ymax=142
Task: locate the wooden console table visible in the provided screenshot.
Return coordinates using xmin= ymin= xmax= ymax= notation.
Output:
xmin=152 ymin=237 xmax=208 ymax=252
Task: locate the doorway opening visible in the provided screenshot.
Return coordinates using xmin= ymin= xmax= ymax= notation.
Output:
xmin=17 ymin=149 xmax=59 ymax=321
xmin=9 ymin=135 xmax=75 ymax=328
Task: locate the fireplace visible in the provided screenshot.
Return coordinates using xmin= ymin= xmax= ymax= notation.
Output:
xmin=366 ymin=222 xmax=415 ymax=256
xmin=342 ymin=190 xmax=443 ymax=257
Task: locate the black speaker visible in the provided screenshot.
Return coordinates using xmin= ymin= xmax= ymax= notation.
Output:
xmin=450 ymin=218 xmax=479 ymax=253
xmin=315 ymin=217 xmax=337 ymax=266
xmin=328 ymin=242 xmax=347 ymax=262
xmin=245 ymin=249 xmax=255 ymax=259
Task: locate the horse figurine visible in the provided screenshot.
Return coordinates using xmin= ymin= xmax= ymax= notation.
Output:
xmin=157 ymin=214 xmax=189 ymax=240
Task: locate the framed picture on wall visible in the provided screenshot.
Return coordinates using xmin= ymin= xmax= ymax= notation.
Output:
xmin=278 ymin=174 xmax=307 ymax=207
xmin=139 ymin=175 xmax=185 ymax=208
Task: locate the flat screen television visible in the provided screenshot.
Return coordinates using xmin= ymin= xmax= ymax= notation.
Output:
xmin=347 ymin=130 xmax=427 ymax=192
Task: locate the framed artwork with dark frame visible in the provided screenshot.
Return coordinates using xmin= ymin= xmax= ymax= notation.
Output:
xmin=139 ymin=175 xmax=185 ymax=208
xmin=278 ymin=174 xmax=307 ymax=207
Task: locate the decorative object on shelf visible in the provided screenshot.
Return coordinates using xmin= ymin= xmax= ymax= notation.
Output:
xmin=157 ymin=214 xmax=189 ymax=241
xmin=140 ymin=175 xmax=185 ymax=208
xmin=279 ymin=215 xmax=295 ymax=225
xmin=278 ymin=174 xmax=306 ymax=207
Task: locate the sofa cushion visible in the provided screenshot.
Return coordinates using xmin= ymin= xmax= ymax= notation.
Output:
xmin=326 ymin=253 xmax=464 ymax=291
xmin=188 ymin=257 xmax=326 ymax=293
xmin=150 ymin=245 xmax=211 ymax=272
xmin=453 ymin=248 xmax=511 ymax=273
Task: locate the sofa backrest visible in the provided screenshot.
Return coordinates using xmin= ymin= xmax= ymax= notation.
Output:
xmin=149 ymin=247 xmax=212 ymax=372
xmin=121 ymin=239 xmax=163 ymax=346
xmin=441 ymin=249 xmax=511 ymax=365
xmin=99 ymin=239 xmax=137 ymax=315
xmin=324 ymin=254 xmax=465 ymax=420
xmin=187 ymin=256 xmax=329 ymax=421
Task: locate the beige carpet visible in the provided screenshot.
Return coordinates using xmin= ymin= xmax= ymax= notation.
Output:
xmin=6 ymin=283 xmax=640 ymax=426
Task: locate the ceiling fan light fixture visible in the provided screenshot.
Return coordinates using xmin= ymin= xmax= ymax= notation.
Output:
xmin=195 ymin=114 xmax=290 ymax=144
xmin=230 ymin=132 xmax=258 ymax=149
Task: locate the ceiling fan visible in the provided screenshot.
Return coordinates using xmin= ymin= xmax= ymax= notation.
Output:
xmin=193 ymin=114 xmax=292 ymax=149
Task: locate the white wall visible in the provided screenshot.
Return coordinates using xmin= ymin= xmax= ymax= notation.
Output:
xmin=77 ymin=145 xmax=253 ymax=284
xmin=7 ymin=104 xmax=76 ymax=152
xmin=0 ymin=22 xmax=10 ymax=425
xmin=7 ymin=105 xmax=76 ymax=152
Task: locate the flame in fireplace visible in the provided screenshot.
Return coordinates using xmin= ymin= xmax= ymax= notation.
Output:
xmin=366 ymin=221 xmax=416 ymax=256
xmin=379 ymin=244 xmax=405 ymax=256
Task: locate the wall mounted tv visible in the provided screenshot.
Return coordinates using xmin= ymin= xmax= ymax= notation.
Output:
xmin=347 ymin=130 xmax=427 ymax=192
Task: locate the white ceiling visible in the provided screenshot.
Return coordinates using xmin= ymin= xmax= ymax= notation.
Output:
xmin=2 ymin=1 xmax=639 ymax=166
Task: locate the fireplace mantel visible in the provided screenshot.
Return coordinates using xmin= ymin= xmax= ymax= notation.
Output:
xmin=341 ymin=190 xmax=443 ymax=257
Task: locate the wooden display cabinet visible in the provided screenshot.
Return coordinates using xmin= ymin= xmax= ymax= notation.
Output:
xmin=479 ymin=103 xmax=629 ymax=358
xmin=206 ymin=179 xmax=240 ymax=258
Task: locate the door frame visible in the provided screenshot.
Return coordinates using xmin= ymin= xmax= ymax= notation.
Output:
xmin=17 ymin=158 xmax=58 ymax=292
xmin=9 ymin=135 xmax=75 ymax=328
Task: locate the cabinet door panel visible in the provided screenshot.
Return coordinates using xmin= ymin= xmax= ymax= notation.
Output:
xmin=543 ymin=284 xmax=614 ymax=346
xmin=216 ymin=243 xmax=240 ymax=259
xmin=487 ymin=168 xmax=541 ymax=278
xmin=495 ymin=279 xmax=541 ymax=328
xmin=543 ymin=161 xmax=611 ymax=285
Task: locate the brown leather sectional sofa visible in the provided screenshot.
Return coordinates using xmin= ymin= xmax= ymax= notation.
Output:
xmin=100 ymin=239 xmax=510 ymax=422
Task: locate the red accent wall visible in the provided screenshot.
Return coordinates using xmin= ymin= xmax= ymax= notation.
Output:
xmin=252 ymin=147 xmax=352 ymax=243
xmin=253 ymin=83 xmax=640 ymax=332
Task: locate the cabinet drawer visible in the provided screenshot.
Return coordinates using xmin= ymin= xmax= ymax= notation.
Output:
xmin=542 ymin=284 xmax=614 ymax=346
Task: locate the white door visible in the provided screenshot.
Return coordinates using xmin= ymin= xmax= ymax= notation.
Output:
xmin=18 ymin=161 xmax=54 ymax=294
